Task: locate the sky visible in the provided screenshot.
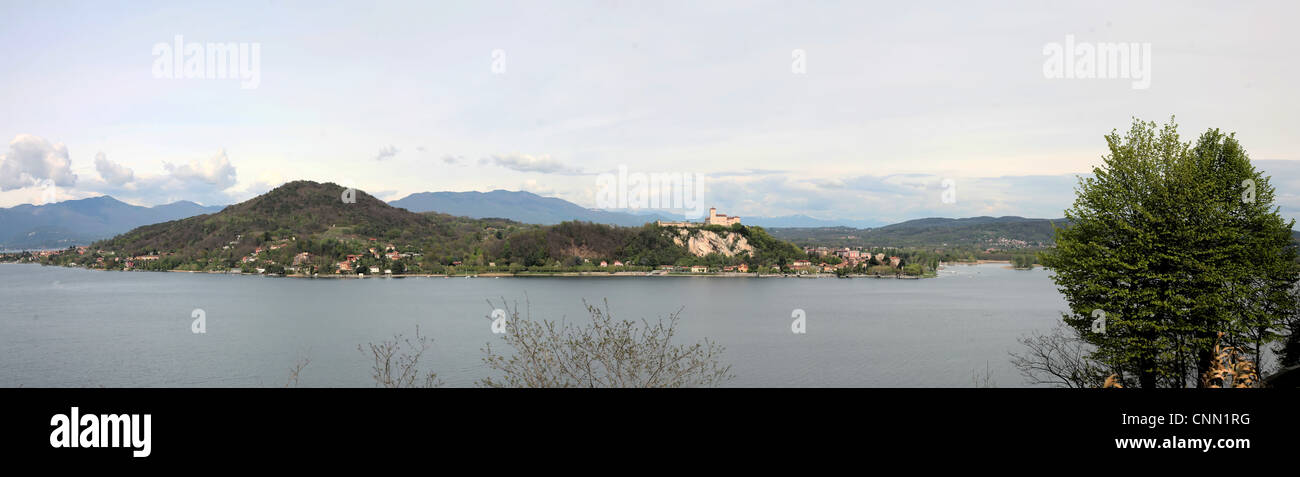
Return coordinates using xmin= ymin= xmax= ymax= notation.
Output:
xmin=2 ymin=0 xmax=1299 ymax=224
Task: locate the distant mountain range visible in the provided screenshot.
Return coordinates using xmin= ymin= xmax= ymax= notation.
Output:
xmin=0 ymin=196 xmax=224 ymax=250
xmin=1 ymin=188 xmax=1047 ymax=251
xmin=387 ymin=190 xmax=885 ymax=228
xmin=3 ymin=189 xmax=883 ymax=251
xmin=389 ymin=190 xmax=676 ymax=227
xmin=767 ymin=216 xmax=1069 ymax=248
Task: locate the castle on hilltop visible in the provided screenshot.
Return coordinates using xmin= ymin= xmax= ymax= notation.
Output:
xmin=657 ymin=208 xmax=741 ymax=227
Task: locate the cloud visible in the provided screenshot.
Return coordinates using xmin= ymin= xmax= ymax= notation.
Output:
xmin=68 ymin=149 xmax=244 ymax=207
xmin=0 ymin=134 xmax=77 ymax=191
xmin=709 ymin=168 xmax=788 ymax=178
xmin=94 ymin=152 xmax=135 ymax=186
xmin=375 ymin=145 xmax=399 ymax=161
xmin=441 ymin=154 xmax=464 ymax=165
xmin=481 ymin=153 xmax=582 ymax=174
xmin=519 ymin=178 xmax=557 ymax=196
xmin=162 ymin=149 xmax=238 ymax=189
xmin=0 ymin=147 xmax=252 ymax=208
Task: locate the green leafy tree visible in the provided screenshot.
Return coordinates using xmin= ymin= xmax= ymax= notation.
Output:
xmin=1011 ymin=253 xmax=1035 ymax=269
xmin=1040 ymin=118 xmax=1300 ymax=388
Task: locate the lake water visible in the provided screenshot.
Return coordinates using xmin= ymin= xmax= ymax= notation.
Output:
xmin=0 ymin=262 xmax=1067 ymax=387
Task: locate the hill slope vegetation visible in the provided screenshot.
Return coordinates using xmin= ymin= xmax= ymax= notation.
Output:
xmin=79 ymin=181 xmax=808 ymax=274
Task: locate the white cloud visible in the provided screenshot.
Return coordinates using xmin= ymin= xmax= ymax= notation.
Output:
xmin=375 ymin=145 xmax=399 ymax=161
xmin=67 ymin=149 xmax=245 ymax=207
xmin=482 ymin=153 xmax=582 ymax=174
xmin=93 ymin=152 xmax=135 ymax=186
xmin=519 ymin=178 xmax=556 ymax=196
xmin=163 ymin=149 xmax=237 ymax=189
xmin=0 ymin=134 xmax=77 ymax=191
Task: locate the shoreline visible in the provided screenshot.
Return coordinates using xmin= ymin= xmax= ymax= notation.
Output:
xmin=1 ymin=262 xmax=935 ymax=279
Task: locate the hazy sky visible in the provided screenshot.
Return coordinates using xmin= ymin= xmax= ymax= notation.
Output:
xmin=2 ymin=0 xmax=1299 ymax=224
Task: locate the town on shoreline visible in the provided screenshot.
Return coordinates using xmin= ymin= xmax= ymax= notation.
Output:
xmin=1 ymin=204 xmax=1043 ymax=280
xmin=2 ymin=252 xmax=1029 ymax=280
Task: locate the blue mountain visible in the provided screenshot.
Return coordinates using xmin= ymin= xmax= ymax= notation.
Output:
xmin=389 ymin=190 xmax=679 ymax=226
xmin=0 ymin=196 xmax=225 ymax=250
xmin=388 ymin=190 xmax=885 ymax=228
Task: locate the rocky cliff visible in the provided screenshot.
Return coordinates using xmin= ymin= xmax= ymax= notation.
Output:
xmin=667 ymin=228 xmax=755 ymax=257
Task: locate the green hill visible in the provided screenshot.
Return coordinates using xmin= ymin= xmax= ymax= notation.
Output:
xmin=768 ymin=216 xmax=1068 ymax=249
xmin=94 ymin=181 xmax=519 ymax=254
xmin=75 ymin=181 xmax=807 ymax=274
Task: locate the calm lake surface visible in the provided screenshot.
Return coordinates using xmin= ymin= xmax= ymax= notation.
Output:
xmin=0 ymin=262 xmax=1067 ymax=387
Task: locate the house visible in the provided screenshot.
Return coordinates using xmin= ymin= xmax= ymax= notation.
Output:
xmin=337 ymin=262 xmax=353 ymax=272
xmin=293 ymin=252 xmax=311 ymax=265
xmin=600 ymin=261 xmax=608 ymax=267
xmin=369 ymin=267 xmax=380 ymax=274
xmin=690 ymin=265 xmax=708 ymax=273
xmin=792 ymin=260 xmax=812 ymax=269
xmin=737 ymin=263 xmax=749 ymax=273
xmin=612 ymin=260 xmax=624 ymax=267
xmin=889 ymin=256 xmax=901 ymax=267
